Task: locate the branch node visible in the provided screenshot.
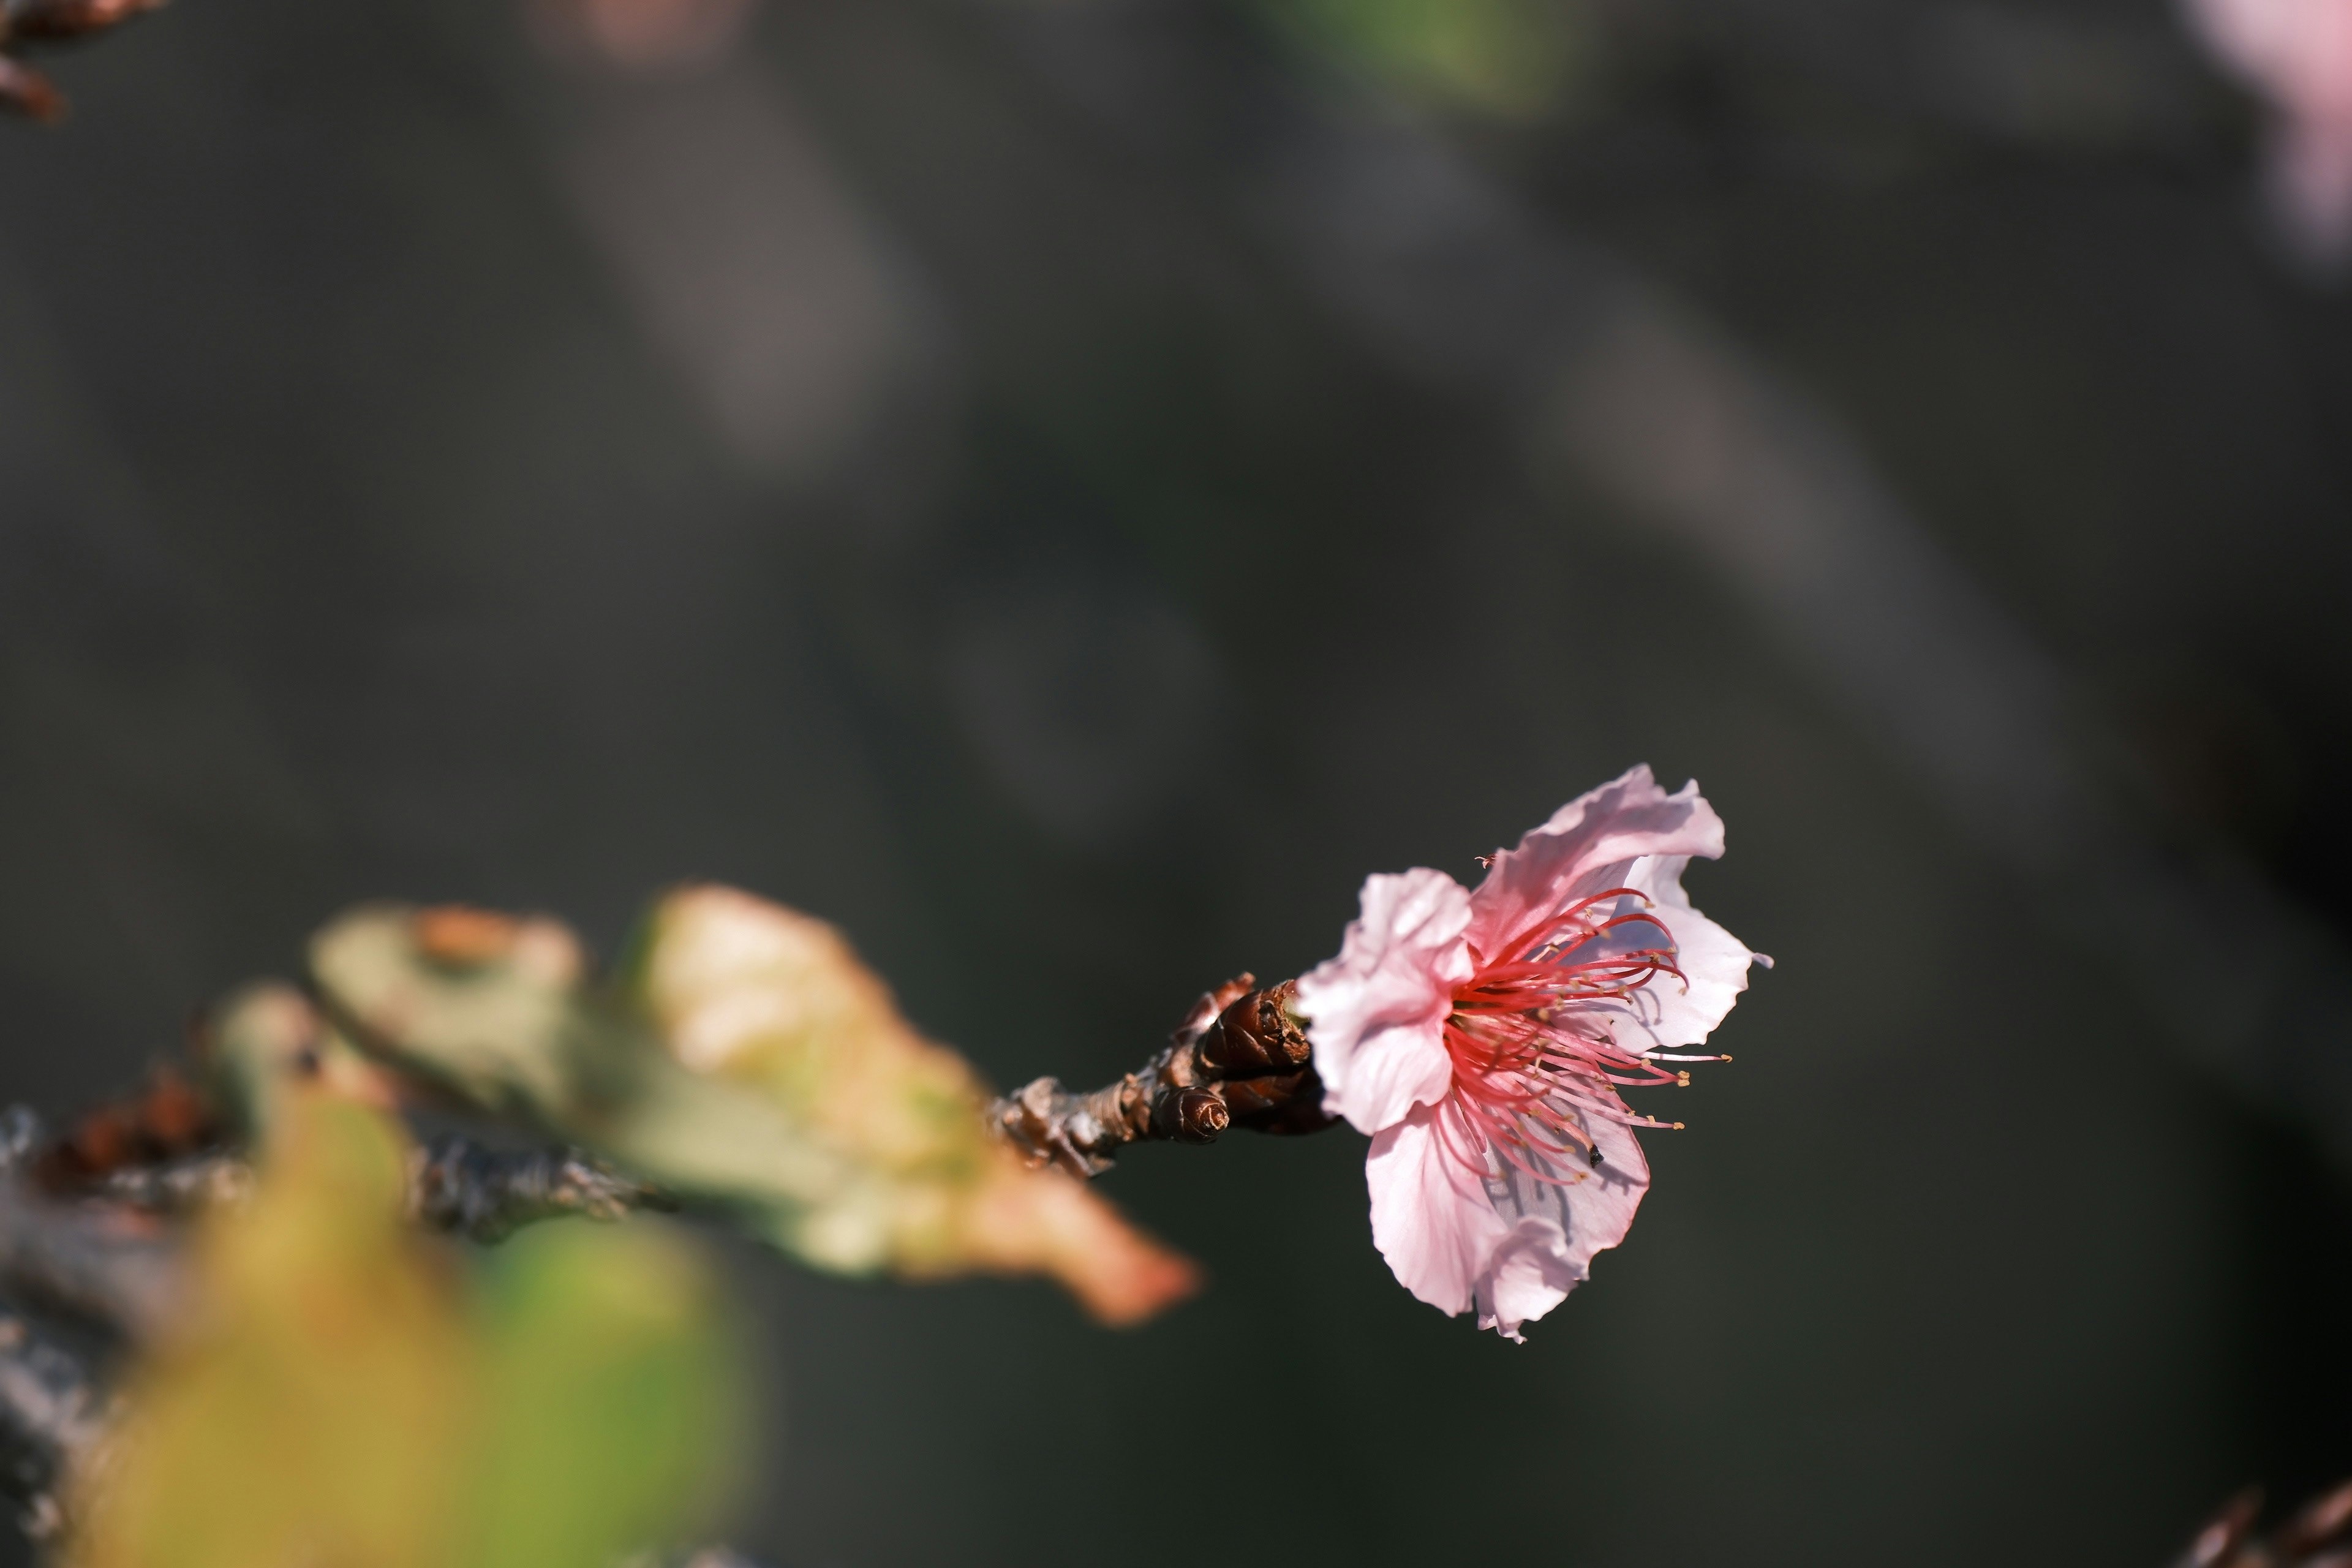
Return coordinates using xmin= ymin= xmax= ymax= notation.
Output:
xmin=0 ymin=1301 xmax=114 ymax=1537
xmin=1150 ymin=1088 xmax=1228 ymax=1144
xmin=988 ymin=976 xmax=1332 ymax=1176
xmin=408 ymin=1136 xmax=674 ymax=1245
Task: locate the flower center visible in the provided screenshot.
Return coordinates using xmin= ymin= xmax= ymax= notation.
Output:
xmin=1432 ymin=888 xmax=1716 ymax=1186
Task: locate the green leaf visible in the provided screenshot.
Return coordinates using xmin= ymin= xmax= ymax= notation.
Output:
xmin=69 ymin=1095 xmax=745 ymax=1568
xmin=309 ymin=891 xmax=1197 ymax=1323
xmin=464 ymin=1224 xmax=747 ymax=1568
xmin=69 ymin=1095 xmax=475 ymax=1568
xmin=1263 ymin=0 xmax=1582 ymax=119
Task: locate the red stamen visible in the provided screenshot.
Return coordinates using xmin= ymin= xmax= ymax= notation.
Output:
xmin=1433 ymin=888 xmax=1707 ymax=1187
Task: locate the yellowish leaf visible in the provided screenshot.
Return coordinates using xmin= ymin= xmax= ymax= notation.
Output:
xmin=69 ymin=1092 xmax=743 ymax=1568
xmin=305 ymin=891 xmax=1197 ymax=1324
xmin=69 ymin=1093 xmax=472 ymax=1568
xmin=628 ymin=884 xmax=1198 ymax=1324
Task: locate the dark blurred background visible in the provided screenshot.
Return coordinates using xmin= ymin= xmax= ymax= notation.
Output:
xmin=4 ymin=0 xmax=2351 ymax=1561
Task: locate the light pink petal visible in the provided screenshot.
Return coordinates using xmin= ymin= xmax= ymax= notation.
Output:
xmin=2186 ymin=0 xmax=2352 ymax=121
xmin=1297 ymin=868 xmax=1473 ymax=1135
xmin=1562 ymin=852 xmax=1766 ymax=1054
xmin=1464 ymin=766 xmax=1728 ymax=964
xmin=2182 ymin=0 xmax=2352 ymax=258
xmin=1472 ymin=1219 xmax=1581 ymax=1344
xmin=1474 ymin=1103 xmax=1650 ymax=1339
xmin=1367 ymin=1097 xmax=1652 ymax=1339
xmin=2271 ymin=114 xmax=2352 ymax=260
xmin=1637 ymin=853 xmax=1766 ymax=1041
xmin=1366 ymin=1104 xmax=1507 ymax=1317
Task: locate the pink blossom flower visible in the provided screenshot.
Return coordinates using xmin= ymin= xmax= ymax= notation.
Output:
xmin=2184 ymin=0 xmax=2352 ymax=262
xmin=1295 ymin=766 xmax=1766 ymax=1340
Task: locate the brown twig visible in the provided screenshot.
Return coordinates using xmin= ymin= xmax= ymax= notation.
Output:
xmin=2176 ymin=1478 xmax=2352 ymax=1567
xmin=0 ymin=1189 xmax=181 ymax=1341
xmin=87 ymin=1153 xmax=251 ymax=1215
xmin=63 ymin=1129 xmax=671 ymax=1246
xmin=29 ymin=1067 xmax=222 ymax=1196
xmin=0 ymin=1302 xmax=114 ymax=1539
xmin=0 ymin=1110 xmax=182 ymax=1340
xmin=0 ymin=0 xmax=167 ymax=121
xmin=0 ymin=1106 xmax=671 ymax=1550
xmin=406 ymin=1134 xmax=675 ymax=1244
xmin=988 ymin=977 xmax=1335 ymax=1178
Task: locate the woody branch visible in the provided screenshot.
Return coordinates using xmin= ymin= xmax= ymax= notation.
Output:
xmin=0 ymin=1101 xmax=675 ymax=1539
xmin=988 ymin=977 xmax=1335 ymax=1178
xmin=0 ymin=0 xmax=165 ymax=120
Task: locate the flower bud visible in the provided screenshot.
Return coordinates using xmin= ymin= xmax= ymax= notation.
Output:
xmin=1149 ymin=1088 xmax=1229 ymax=1144
xmin=1196 ymin=982 xmax=1310 ymax=1078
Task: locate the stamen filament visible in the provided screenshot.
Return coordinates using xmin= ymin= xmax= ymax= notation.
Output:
xmin=1434 ymin=886 xmax=1713 ymax=1186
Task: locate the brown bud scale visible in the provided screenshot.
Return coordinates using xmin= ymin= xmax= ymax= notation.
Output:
xmin=989 ymin=976 xmax=1332 ymax=1176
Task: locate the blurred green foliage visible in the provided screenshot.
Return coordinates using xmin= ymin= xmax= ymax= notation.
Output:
xmin=1259 ymin=0 xmax=1580 ymax=118
xmin=467 ymin=1224 xmax=745 ymax=1568
xmin=79 ymin=879 xmax=1203 ymax=1567
xmin=303 ymin=889 xmax=1196 ymax=1323
xmin=68 ymin=1094 xmax=744 ymax=1568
